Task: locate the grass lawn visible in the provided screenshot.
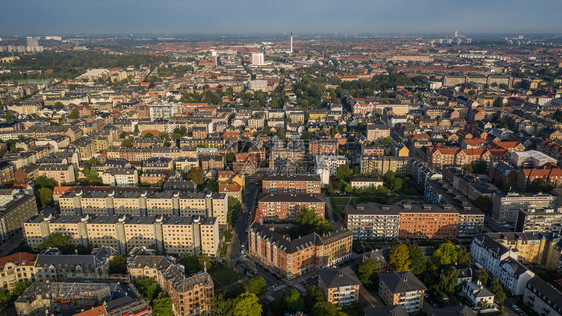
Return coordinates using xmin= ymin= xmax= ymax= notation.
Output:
xmin=331 ymin=196 xmax=351 ymax=204
xmin=209 ymin=261 xmax=242 ymax=286
xmin=330 ymin=197 xmax=352 ymax=221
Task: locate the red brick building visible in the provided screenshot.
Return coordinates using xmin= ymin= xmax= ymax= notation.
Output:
xmin=256 ymin=193 xmax=325 ymax=223
xmin=262 ymin=174 xmax=322 ymax=194
xmin=247 ymin=223 xmax=353 ymax=278
xmin=398 ymin=205 xmax=459 ymax=239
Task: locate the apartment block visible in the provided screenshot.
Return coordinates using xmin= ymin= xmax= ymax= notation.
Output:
xmin=58 ymin=188 xmax=228 ymax=225
xmin=516 ymin=208 xmax=562 ymax=234
xmin=523 ymin=277 xmax=562 ymax=316
xmin=0 ymin=194 xmax=38 ymax=253
xmin=37 ymin=164 xmax=75 ymax=185
xmin=470 ymin=234 xmax=535 ymax=295
xmin=398 ymin=204 xmax=459 ymax=239
xmin=318 ymin=266 xmax=361 ymax=306
xmin=360 ymin=156 xmax=413 ymax=176
xmin=247 ymin=223 xmax=353 ymax=278
xmin=129 ymin=256 xmax=213 ymax=316
xmin=345 ymin=204 xmax=401 ymax=239
xmin=0 ymin=252 xmax=36 ymax=292
xmin=379 ymin=271 xmax=427 ymax=313
xmin=492 ymin=192 xmax=556 ymax=225
xmin=262 ymin=174 xmax=322 ymax=194
xmin=366 ymin=123 xmax=390 ymax=142
xmin=24 ymin=214 xmax=220 ymax=257
xmin=255 ymin=193 xmax=325 ymax=223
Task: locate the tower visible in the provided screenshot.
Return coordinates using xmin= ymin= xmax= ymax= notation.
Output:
xmin=290 ymin=32 xmax=293 ymax=54
xmin=454 ymin=30 xmax=459 ymax=38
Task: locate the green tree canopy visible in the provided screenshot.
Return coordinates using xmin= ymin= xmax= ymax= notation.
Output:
xmin=38 ymin=187 xmax=53 ymax=207
xmin=108 ymin=255 xmax=127 ymax=275
xmin=134 ymin=277 xmax=161 ymax=302
xmin=389 ymin=244 xmax=411 ymax=272
xmin=152 ymin=292 xmax=174 ymax=316
xmin=489 ymin=278 xmax=506 ymax=304
xmin=408 ymin=244 xmax=427 ymax=275
xmin=437 ymin=266 xmax=459 ymax=294
xmin=473 ymin=268 xmax=488 ymax=285
xmin=35 ymin=176 xmax=57 ymax=190
xmin=431 ymin=241 xmax=458 ymax=267
xmin=357 ymin=258 xmax=379 ymax=288
xmin=178 ymin=253 xmax=202 ymax=275
xmin=228 ymin=292 xmax=262 ymax=316
xmin=335 ymin=164 xmax=351 ymax=181
xmin=69 ymin=108 xmax=79 ymax=119
xmin=186 ymin=167 xmax=205 ymax=185
xmin=121 ymin=138 xmax=133 ymax=148
xmin=246 ymin=276 xmax=266 ymax=296
xmin=37 ymin=232 xmax=74 ymax=253
xmin=284 ymin=288 xmax=304 ymax=313
xmin=304 ymin=286 xmax=325 ymax=313
xmin=457 ymin=248 xmax=471 ymax=269
xmin=311 ymin=301 xmax=340 ymax=316
xmin=11 ymin=281 xmax=31 ymax=299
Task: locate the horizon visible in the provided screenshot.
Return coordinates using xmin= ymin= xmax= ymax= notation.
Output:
xmin=1 ymin=0 xmax=561 ymax=36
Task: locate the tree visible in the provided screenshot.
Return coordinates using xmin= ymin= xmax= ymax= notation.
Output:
xmin=493 ymin=97 xmax=504 ymax=107
xmin=109 ymin=255 xmax=127 ymax=274
xmin=489 ymin=278 xmax=506 ymax=304
xmin=357 ymin=258 xmax=378 ymax=287
xmin=54 ymin=101 xmax=65 ymax=110
xmin=473 ymin=268 xmax=488 ymax=285
xmin=11 ymin=281 xmax=31 ymax=299
xmin=311 ymin=301 xmax=339 ymax=316
xmin=246 ymin=276 xmax=266 ymax=296
xmin=69 ymin=108 xmax=79 ymax=119
xmin=335 ymin=164 xmax=351 ymax=181
xmin=37 ymin=232 xmax=74 ymax=253
xmin=304 ymin=286 xmax=325 ymax=312
xmin=389 ymin=244 xmax=410 ymax=272
xmin=527 ymin=178 xmax=553 ymax=193
xmin=437 ymin=266 xmax=459 ymax=294
xmin=178 ymin=253 xmax=201 ymax=275
xmin=35 ymin=176 xmax=57 ymax=190
xmin=284 ymin=288 xmax=304 ymax=313
xmin=474 ymin=196 xmax=492 ymax=212
xmin=121 ymin=138 xmax=133 ymax=148
xmin=377 ymin=136 xmax=393 ymax=146
xmin=228 ymin=292 xmax=262 ymax=316
xmin=135 ymin=277 xmax=160 ymax=302
xmin=408 ymin=244 xmax=427 ymax=275
xmin=88 ymin=158 xmax=100 ymax=166
xmin=38 ymin=187 xmax=53 ymax=207
xmin=144 ymin=132 xmax=154 ymax=138
xmin=0 ymin=289 xmax=10 ymax=308
xmin=186 ymin=167 xmax=204 ymax=185
xmin=5 ymin=111 xmax=14 ymax=121
xmin=152 ymin=292 xmax=174 ymax=316
xmin=431 ymin=241 xmax=458 ymax=267
xmin=457 ymin=248 xmax=471 ymax=268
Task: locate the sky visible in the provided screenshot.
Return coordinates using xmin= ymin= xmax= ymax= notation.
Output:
xmin=1 ymin=0 xmax=561 ymax=36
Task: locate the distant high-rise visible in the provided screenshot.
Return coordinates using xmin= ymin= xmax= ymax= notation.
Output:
xmin=290 ymin=32 xmax=293 ymax=54
xmin=251 ymin=53 xmax=264 ymax=65
xmin=454 ymin=30 xmax=459 ymax=38
xmin=26 ymin=37 xmax=39 ymax=48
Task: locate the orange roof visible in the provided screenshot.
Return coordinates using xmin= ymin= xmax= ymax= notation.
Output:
xmin=492 ymin=141 xmax=521 ymax=150
xmin=431 ymin=147 xmax=459 ymax=155
xmin=0 ymin=252 xmax=36 ymax=269
xmin=219 ymin=183 xmax=242 ymax=193
xmin=460 ymin=148 xmax=487 ymax=156
xmin=73 ymin=306 xmax=107 ymax=316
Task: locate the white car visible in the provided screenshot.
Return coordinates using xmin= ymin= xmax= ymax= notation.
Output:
xmin=512 ymin=305 xmax=520 ymax=312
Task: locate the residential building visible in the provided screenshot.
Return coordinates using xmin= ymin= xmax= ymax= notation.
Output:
xmin=350 ymin=177 xmax=384 ymax=190
xmin=247 ymin=223 xmax=353 ymax=278
xmin=379 ymin=271 xmax=427 ymax=313
xmin=262 ymin=174 xmax=322 ymax=194
xmin=37 ymin=164 xmax=75 ymax=185
xmin=523 ymin=277 xmax=562 ymax=316
xmin=57 ymin=189 xmax=228 ymax=225
xmin=360 ymin=156 xmax=413 ymax=176
xmin=255 ymin=193 xmax=325 ymax=223
xmin=470 ymin=234 xmax=535 ymax=295
xmin=0 ymin=252 xmax=36 ymax=292
xmin=101 ymin=168 xmax=138 ymax=186
xmin=461 ymin=281 xmax=495 ymax=307
xmin=129 ymin=256 xmax=213 ymax=316
xmin=318 ymin=266 xmax=361 ymax=306
xmin=366 ymin=124 xmax=391 ymax=142
xmin=0 ymin=194 xmax=38 ymax=253
xmin=492 ymin=192 xmax=557 ymax=225
xmin=24 ymin=214 xmax=220 ymax=257
xmin=33 ymin=247 xmax=115 ymax=282
xmin=345 ymin=204 xmax=401 ymax=239
xmin=516 ymin=208 xmax=562 ymax=234
xmin=398 ymin=204 xmax=459 ymax=239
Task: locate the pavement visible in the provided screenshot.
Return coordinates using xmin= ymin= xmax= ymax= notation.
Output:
xmin=227 ymin=185 xmax=258 ymax=261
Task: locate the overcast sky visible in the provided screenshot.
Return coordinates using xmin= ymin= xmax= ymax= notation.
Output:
xmin=1 ymin=0 xmax=561 ymax=36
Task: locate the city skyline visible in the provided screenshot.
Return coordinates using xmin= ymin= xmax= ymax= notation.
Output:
xmin=1 ymin=0 xmax=561 ymax=36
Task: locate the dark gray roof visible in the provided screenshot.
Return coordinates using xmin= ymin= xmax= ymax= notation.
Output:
xmin=364 ymin=305 xmax=408 ymax=316
xmin=430 ymin=305 xmax=476 ymax=316
xmin=318 ymin=266 xmax=361 ymax=288
xmin=379 ymin=271 xmax=427 ymax=293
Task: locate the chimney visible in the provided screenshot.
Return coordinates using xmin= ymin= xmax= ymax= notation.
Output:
xmin=338 ymin=270 xmax=343 ymax=277
xmin=402 ymin=273 xmax=408 ymax=282
xmin=290 ymin=32 xmax=293 ymax=54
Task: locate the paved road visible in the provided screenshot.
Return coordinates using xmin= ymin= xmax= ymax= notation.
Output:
xmin=227 ymin=185 xmax=258 ymax=261
xmin=325 ymin=196 xmax=337 ymax=223
xmin=359 ymin=286 xmax=381 ymax=308
xmin=504 ymin=297 xmax=527 ymax=316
